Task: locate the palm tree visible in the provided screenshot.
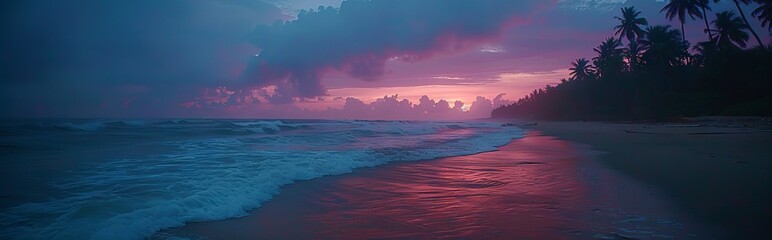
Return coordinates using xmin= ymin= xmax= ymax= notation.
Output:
xmin=569 ymin=58 xmax=593 ymax=80
xmin=593 ymin=37 xmax=625 ymax=77
xmin=692 ymin=39 xmax=719 ymax=67
xmin=730 ymin=0 xmax=764 ymax=47
xmin=661 ymin=0 xmax=708 ymax=42
xmin=614 ymin=7 xmax=649 ymax=43
xmin=641 ymin=25 xmax=690 ymax=68
xmin=710 ymin=11 xmax=750 ymax=49
xmin=698 ymin=0 xmax=715 ymax=40
xmin=751 ymin=0 xmax=771 ymax=31
xmin=593 ymin=37 xmax=624 ymax=57
xmin=625 ymin=40 xmax=647 ymax=71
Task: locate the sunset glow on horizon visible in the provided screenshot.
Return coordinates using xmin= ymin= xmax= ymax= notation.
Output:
xmin=1 ymin=0 xmax=769 ymax=119
xmin=2 ymin=1 xmax=771 ymax=239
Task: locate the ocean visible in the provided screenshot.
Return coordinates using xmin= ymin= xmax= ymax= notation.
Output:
xmin=0 ymin=119 xmax=523 ymax=239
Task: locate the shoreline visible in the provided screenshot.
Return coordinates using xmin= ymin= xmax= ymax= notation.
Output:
xmin=529 ymin=121 xmax=772 ymax=238
xmin=157 ymin=130 xmax=716 ymax=239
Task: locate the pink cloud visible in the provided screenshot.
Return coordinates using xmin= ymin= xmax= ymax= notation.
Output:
xmin=239 ymin=1 xmax=551 ymax=102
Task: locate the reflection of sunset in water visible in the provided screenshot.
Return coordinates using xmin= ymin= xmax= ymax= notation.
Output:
xmin=305 ymin=132 xmax=590 ymax=239
xmin=174 ymin=132 xmax=594 ymax=239
xmin=349 ymin=127 xmax=481 ymax=150
xmin=173 ymin=132 xmax=701 ymax=239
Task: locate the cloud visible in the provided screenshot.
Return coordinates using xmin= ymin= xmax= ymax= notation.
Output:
xmin=432 ymin=76 xmax=466 ymax=80
xmin=558 ymin=0 xmax=628 ymax=11
xmin=240 ymin=0 xmax=549 ymax=102
xmin=262 ymin=0 xmax=344 ymax=17
xmin=492 ymin=93 xmax=514 ymax=108
xmin=183 ymin=91 xmax=506 ymax=120
xmin=0 ymin=0 xmax=283 ymax=117
xmin=479 ymin=44 xmax=507 ymax=53
xmin=330 ymin=94 xmax=499 ymax=120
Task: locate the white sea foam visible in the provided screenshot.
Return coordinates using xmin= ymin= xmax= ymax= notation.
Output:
xmin=0 ymin=120 xmax=523 ymax=240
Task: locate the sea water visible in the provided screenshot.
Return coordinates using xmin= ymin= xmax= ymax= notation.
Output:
xmin=0 ymin=119 xmax=523 ymax=239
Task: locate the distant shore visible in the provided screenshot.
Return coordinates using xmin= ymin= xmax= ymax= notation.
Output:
xmin=529 ymin=121 xmax=772 ymax=238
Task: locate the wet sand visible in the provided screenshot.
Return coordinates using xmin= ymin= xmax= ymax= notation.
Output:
xmin=158 ymin=131 xmax=715 ymax=239
xmin=531 ymin=122 xmax=772 ymax=238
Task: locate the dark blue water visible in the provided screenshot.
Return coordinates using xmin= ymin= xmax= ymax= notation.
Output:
xmin=0 ymin=119 xmax=522 ymax=239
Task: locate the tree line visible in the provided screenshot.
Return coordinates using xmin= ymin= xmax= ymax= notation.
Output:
xmin=492 ymin=0 xmax=772 ymax=120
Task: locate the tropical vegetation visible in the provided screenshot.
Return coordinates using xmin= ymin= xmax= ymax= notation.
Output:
xmin=492 ymin=1 xmax=772 ymax=120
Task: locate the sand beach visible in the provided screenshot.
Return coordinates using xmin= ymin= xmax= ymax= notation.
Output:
xmin=153 ymin=121 xmax=772 ymax=239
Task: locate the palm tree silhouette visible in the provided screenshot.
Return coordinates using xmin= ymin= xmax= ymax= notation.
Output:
xmin=614 ymin=7 xmax=649 ymax=43
xmin=569 ymin=58 xmax=594 ymax=80
xmin=751 ymin=0 xmax=771 ymax=31
xmin=693 ymin=39 xmax=719 ymax=57
xmin=726 ymin=0 xmax=764 ymax=47
xmin=594 ymin=38 xmax=624 ymax=57
xmin=593 ymin=37 xmax=625 ymax=77
xmin=493 ymin=2 xmax=772 ymax=121
xmin=710 ymin=11 xmax=751 ymax=49
xmin=661 ymin=0 xmax=708 ymax=42
xmin=625 ymin=40 xmax=647 ymax=71
xmin=642 ymin=25 xmax=689 ymax=68
xmin=698 ymin=0 xmax=715 ymax=40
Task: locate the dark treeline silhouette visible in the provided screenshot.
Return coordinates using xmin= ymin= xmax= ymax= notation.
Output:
xmin=493 ymin=0 xmax=772 ymax=121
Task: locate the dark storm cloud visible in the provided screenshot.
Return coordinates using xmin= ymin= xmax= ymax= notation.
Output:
xmin=1 ymin=0 xmax=283 ymax=83
xmin=241 ymin=0 xmax=549 ymax=102
xmin=0 ymin=0 xmax=283 ymax=117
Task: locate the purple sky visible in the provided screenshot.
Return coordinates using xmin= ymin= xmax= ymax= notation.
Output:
xmin=1 ymin=0 xmax=769 ymax=119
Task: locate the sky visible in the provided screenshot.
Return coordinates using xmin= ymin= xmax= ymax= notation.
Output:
xmin=1 ymin=0 xmax=769 ymax=120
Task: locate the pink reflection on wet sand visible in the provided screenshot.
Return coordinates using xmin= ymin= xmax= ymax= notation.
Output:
xmin=171 ymin=132 xmax=598 ymax=239
xmin=304 ymin=132 xmax=589 ymax=239
xmin=166 ymin=131 xmax=704 ymax=239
